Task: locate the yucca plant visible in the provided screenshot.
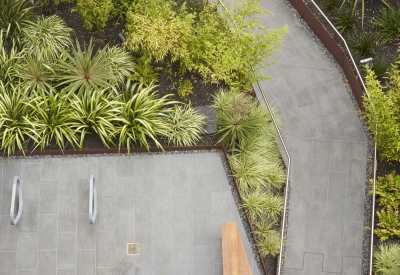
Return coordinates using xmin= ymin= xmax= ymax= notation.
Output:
xmin=117 ymin=81 xmax=175 ymax=154
xmin=26 ymin=90 xmax=80 ymax=150
xmin=373 ymin=243 xmax=400 ymax=275
xmin=70 ymin=90 xmax=121 ymax=148
xmin=21 ymin=15 xmax=72 ymax=61
xmin=164 ymin=104 xmax=205 ymax=146
xmin=55 ymin=40 xmax=135 ymax=92
xmin=257 ymin=230 xmax=281 ymax=257
xmin=0 ymin=83 xmax=38 ymax=157
xmin=14 ymin=51 xmax=55 ymax=92
xmin=0 ymin=0 xmax=33 ymax=44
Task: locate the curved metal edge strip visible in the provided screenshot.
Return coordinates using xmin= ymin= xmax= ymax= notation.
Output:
xmin=89 ymin=175 xmax=97 ymax=224
xmin=10 ymin=176 xmax=23 ymax=225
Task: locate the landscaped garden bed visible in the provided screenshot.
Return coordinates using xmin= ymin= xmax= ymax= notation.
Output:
xmin=0 ymin=0 xmax=290 ymax=274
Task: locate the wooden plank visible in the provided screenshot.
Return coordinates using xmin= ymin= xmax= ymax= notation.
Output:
xmin=222 ymin=222 xmax=253 ymax=275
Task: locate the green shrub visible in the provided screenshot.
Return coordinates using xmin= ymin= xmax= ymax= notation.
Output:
xmin=131 ymin=58 xmax=159 ymax=85
xmin=372 ymin=0 xmax=400 ymax=43
xmin=76 ymin=0 xmax=113 ymax=32
xmin=362 ymin=66 xmax=400 ymax=161
xmin=164 ymin=105 xmax=205 ymax=146
xmin=321 ymin=0 xmax=340 ymax=12
xmin=0 ymin=83 xmax=38 ymax=157
xmin=350 ymin=31 xmax=379 ymax=58
xmin=0 ymin=30 xmax=23 ymax=85
xmin=334 ymin=9 xmax=357 ymax=33
xmin=177 ymin=79 xmax=193 ymax=99
xmin=368 ymin=55 xmax=389 ymax=81
xmin=27 ymin=90 xmax=79 ymax=150
xmin=0 ymin=0 xmax=33 ymax=44
xmin=257 ymin=230 xmax=281 ymax=257
xmin=55 ymin=40 xmax=134 ymax=92
xmin=70 ymin=90 xmax=121 ymax=148
xmin=241 ymin=188 xmax=270 ymax=220
xmin=117 ymin=81 xmax=174 ymax=154
xmin=21 ymin=15 xmax=72 ymax=61
xmin=373 ymin=243 xmax=400 ymax=275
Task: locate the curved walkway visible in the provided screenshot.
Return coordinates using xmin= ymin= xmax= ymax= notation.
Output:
xmin=254 ymin=0 xmax=368 ymax=274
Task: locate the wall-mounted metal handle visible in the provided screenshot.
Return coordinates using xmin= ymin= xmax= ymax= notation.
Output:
xmin=10 ymin=176 xmax=23 ymax=225
xmin=89 ymin=175 xmax=97 ymax=224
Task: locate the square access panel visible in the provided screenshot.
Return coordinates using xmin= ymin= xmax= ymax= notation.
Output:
xmin=127 ymin=243 xmax=140 ymax=255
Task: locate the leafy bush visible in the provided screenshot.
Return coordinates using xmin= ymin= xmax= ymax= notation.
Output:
xmin=372 ymin=0 xmax=400 ymax=43
xmin=70 ymin=90 xmax=121 ymax=148
xmin=0 ymin=0 xmax=33 ymax=43
xmin=76 ymin=0 xmax=114 ymax=32
xmin=350 ymin=31 xmax=379 ymax=58
xmin=362 ymin=66 xmax=400 ymax=161
xmin=334 ymin=9 xmax=357 ymax=33
xmin=55 ymin=40 xmax=134 ymax=92
xmin=27 ymin=90 xmax=79 ymax=150
xmin=164 ymin=105 xmax=205 ymax=146
xmin=117 ymin=81 xmax=174 ymax=154
xmin=0 ymin=83 xmax=38 ymax=157
xmin=177 ymin=79 xmax=193 ymax=99
xmin=373 ymin=243 xmax=400 ymax=275
xmin=131 ymin=58 xmax=159 ymax=85
xmin=21 ymin=15 xmax=72 ymax=61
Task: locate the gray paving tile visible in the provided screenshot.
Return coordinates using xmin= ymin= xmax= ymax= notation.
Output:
xmin=97 ymin=160 xmax=116 ymax=196
xmin=283 ymin=267 xmax=304 ymax=275
xmin=310 ymin=154 xmax=330 ymax=187
xmin=155 ymin=246 xmax=174 ymax=275
xmin=57 ymin=270 xmax=75 ymax=275
xmin=347 ymin=158 xmax=367 ymax=189
xmin=173 ymin=193 xmax=193 ymax=230
xmin=323 ymin=238 xmax=343 ymax=273
xmin=134 ymin=267 xmax=154 ymax=275
xmin=274 ymin=95 xmax=303 ymax=128
xmin=290 ymin=168 xmax=310 ymax=200
xmin=330 ymin=141 xmax=350 ymax=172
xmin=349 ymin=142 xmax=368 ymax=159
xmin=339 ymin=111 xmax=362 ymax=129
xmin=1 ymin=180 xmax=12 ymax=215
xmin=96 ymin=268 xmax=115 ymax=275
xmin=342 ymin=256 xmax=361 ymax=275
xmin=116 ymin=212 xmax=135 ymax=249
xmin=326 ymin=80 xmax=349 ymax=99
xmin=39 ymin=180 xmax=58 ymax=214
xmin=345 ymin=202 xmax=364 ymax=223
xmin=193 ymin=210 xmax=212 ymax=245
xmin=77 ymin=250 xmax=95 ymax=275
xmin=304 ymin=219 xmax=325 ymax=253
xmin=58 ymin=196 xmax=78 ymax=232
xmin=135 ymin=230 xmax=154 ymax=267
xmin=287 ymin=23 xmax=316 ymax=51
xmin=38 ymin=214 xmax=57 ymax=250
xmin=287 ymin=198 xmax=308 ymax=236
xmin=346 ymin=189 xmax=365 ymax=205
xmin=174 ymin=264 xmax=193 ymax=275
xmin=135 ymin=194 xmax=154 ymax=230
xmin=302 ymin=253 xmax=323 ymax=275
xmin=345 ymin=123 xmax=367 ymax=142
xmin=297 ymin=104 xmax=327 ymax=138
xmin=20 ymin=198 xmax=39 ymax=232
xmin=18 ymin=270 xmax=37 ymax=275
xmin=304 ymin=46 xmax=335 ymax=69
xmin=194 ymin=245 xmax=213 ymax=275
xmin=77 ymin=214 xmax=96 ymax=249
xmin=97 ymin=196 xmax=116 ymax=232
xmin=77 ymin=178 xmax=89 ymax=213
xmin=285 ymin=233 xmax=305 ymax=269
xmin=213 ymin=263 xmax=223 ymax=275
xmin=115 ymin=248 xmax=135 ymax=275
xmin=116 ymin=177 xmax=135 ymax=212
xmin=21 ymin=163 xmax=41 ymax=198
xmin=0 ymin=252 xmax=17 ymax=275
xmin=78 ymin=157 xmax=97 ymax=179
xmin=115 ymin=156 xmax=134 ymax=177
xmin=328 ymin=172 xmax=347 ymax=205
xmin=343 ymin=223 xmax=363 ymax=257
xmin=212 ymin=241 xmax=222 ymax=265
xmin=96 ymin=231 xmax=116 ymax=268
xmin=40 ymin=158 xmax=60 ymax=179
xmin=58 ymin=162 xmax=79 ymax=197
xmin=3 ymin=159 xmax=21 ymax=181
xmin=0 ymin=215 xmax=19 ymax=251
xmin=307 ymin=187 xmax=327 ymax=219
xmin=310 ymin=85 xmax=337 ymax=117
xmin=174 ymin=228 xmax=194 ymax=265
xmin=269 ymin=0 xmax=297 ymax=25
xmin=17 ymin=233 xmax=38 ymax=270
xmin=325 ymin=204 xmax=345 ymax=239
xmin=323 ymin=114 xmax=348 ymax=141
xmin=37 ymin=251 xmax=56 ymax=275
xmin=154 ymin=176 xmax=173 ymax=213
xmin=57 ymin=232 xmax=77 ymax=269
xmin=269 ymin=81 xmax=292 ymax=98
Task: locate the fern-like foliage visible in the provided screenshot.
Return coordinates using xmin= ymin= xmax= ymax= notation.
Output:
xmin=376 ymin=205 xmax=400 ymax=242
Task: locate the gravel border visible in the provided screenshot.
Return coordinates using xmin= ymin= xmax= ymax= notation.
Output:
xmin=268 ymin=1 xmax=375 ymax=274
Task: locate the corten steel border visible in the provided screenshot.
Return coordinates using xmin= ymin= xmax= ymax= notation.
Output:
xmin=288 ymin=0 xmax=365 ymax=111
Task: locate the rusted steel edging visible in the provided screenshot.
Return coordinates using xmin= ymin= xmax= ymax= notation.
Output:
xmin=288 ymin=0 xmax=365 ymax=111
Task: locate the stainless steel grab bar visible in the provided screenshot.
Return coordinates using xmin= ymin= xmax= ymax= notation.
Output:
xmin=10 ymin=176 xmax=23 ymax=225
xmin=89 ymin=175 xmax=97 ymax=224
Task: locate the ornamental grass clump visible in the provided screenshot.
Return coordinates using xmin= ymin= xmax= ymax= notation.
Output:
xmin=373 ymin=243 xmax=400 ymax=275
xmin=164 ymin=105 xmax=206 ymax=146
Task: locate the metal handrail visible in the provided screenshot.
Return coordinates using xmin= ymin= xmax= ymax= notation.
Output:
xmin=215 ymin=1 xmax=291 ymax=275
xmin=89 ymin=175 xmax=97 ymax=224
xmin=306 ymin=1 xmax=378 ymax=275
xmin=10 ymin=176 xmax=23 ymax=225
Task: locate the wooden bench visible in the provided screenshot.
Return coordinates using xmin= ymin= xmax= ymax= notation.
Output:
xmin=222 ymin=222 xmax=253 ymax=275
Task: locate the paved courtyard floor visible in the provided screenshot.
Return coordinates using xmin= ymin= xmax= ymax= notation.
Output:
xmin=0 ymin=152 xmax=260 ymax=275
xmin=254 ymin=0 xmax=368 ymax=274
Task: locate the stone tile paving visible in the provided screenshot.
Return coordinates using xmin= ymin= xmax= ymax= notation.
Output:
xmin=0 ymin=153 xmax=261 ymax=275
xmin=254 ymin=0 xmax=368 ymax=274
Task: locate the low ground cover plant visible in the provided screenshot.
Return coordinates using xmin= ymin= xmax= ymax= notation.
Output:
xmin=374 ymin=243 xmax=400 ymax=275
xmin=213 ymin=90 xmax=286 ymax=257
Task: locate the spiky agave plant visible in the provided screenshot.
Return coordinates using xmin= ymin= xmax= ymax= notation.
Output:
xmin=164 ymin=104 xmax=206 ymax=146
xmin=69 ymin=89 xmax=122 ymax=148
xmin=0 ymin=83 xmax=39 ymax=157
xmin=55 ymin=40 xmax=135 ymax=92
xmin=26 ymin=90 xmax=80 ymax=151
xmin=117 ymin=80 xmax=175 ymax=154
xmin=21 ymin=15 xmax=72 ymax=61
